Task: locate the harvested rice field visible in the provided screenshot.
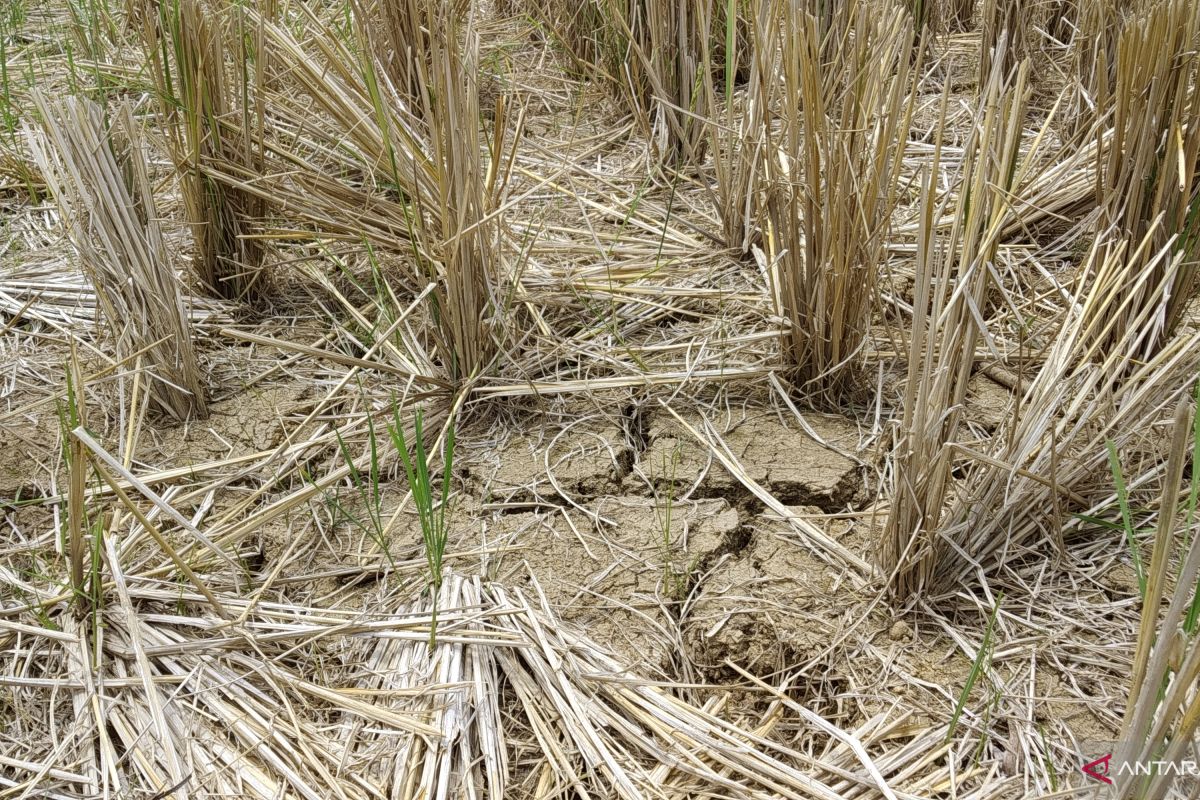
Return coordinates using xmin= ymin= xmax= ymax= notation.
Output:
xmin=2 ymin=0 xmax=1200 ymax=797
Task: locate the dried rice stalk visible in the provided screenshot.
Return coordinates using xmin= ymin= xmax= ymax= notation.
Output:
xmin=1091 ymin=0 xmax=1200 ymax=359
xmin=356 ymin=0 xmax=466 ymax=105
xmin=703 ymin=0 xmax=770 ymax=253
xmin=499 ymin=0 xmax=607 ymax=71
xmin=764 ymin=0 xmax=918 ymax=400
xmin=1069 ymin=0 xmax=1125 ymax=132
xmin=917 ymin=0 xmax=973 ymax=32
xmin=211 ymin=2 xmax=506 ymax=386
xmin=29 ymin=96 xmax=206 ymax=420
xmin=7 ymin=569 xmax=964 ymax=798
xmin=140 ymin=0 xmax=267 ymax=300
xmin=415 ymin=4 xmax=503 ymax=382
xmin=603 ymin=0 xmax=716 ymax=165
xmin=928 ymin=233 xmax=1200 ymax=595
xmin=1116 ymin=399 xmax=1200 ymax=800
xmin=341 ymin=572 xmax=871 ymax=799
xmin=980 ymin=0 xmax=1029 ymax=83
xmin=517 ymin=0 xmax=719 ymax=165
xmin=883 ymin=59 xmax=1030 ymax=599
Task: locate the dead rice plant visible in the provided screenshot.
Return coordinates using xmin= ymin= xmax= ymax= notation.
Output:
xmin=517 ymin=0 xmax=720 ymax=165
xmin=1116 ymin=397 xmax=1200 ymax=799
xmin=908 ymin=232 xmax=1200 ymax=597
xmin=980 ymin=0 xmax=1031 ymax=84
xmin=1044 ymin=0 xmax=1074 ymax=44
xmin=359 ymin=0 xmax=430 ymax=104
xmin=401 ymin=5 xmax=503 ymax=382
xmin=1069 ymin=0 xmax=1133 ymax=132
xmin=882 ymin=60 xmax=1031 ymax=599
xmin=907 ymin=0 xmax=973 ymax=36
xmin=206 ymin=2 xmax=509 ymax=387
xmin=764 ymin=0 xmax=919 ymax=400
xmin=519 ymin=0 xmax=760 ymax=167
xmin=29 ymin=96 xmax=207 ymax=420
xmin=607 ymin=0 xmax=716 ymax=165
xmin=902 ymin=0 xmax=969 ymax=33
xmin=0 ymin=561 xmax=965 ymax=798
xmin=702 ymin=0 xmax=769 ymax=253
xmin=504 ymin=0 xmax=607 ymax=70
xmin=1091 ymin=0 xmax=1200 ymax=359
xmin=140 ymin=0 xmax=268 ymax=301
xmin=940 ymin=0 xmax=975 ymax=31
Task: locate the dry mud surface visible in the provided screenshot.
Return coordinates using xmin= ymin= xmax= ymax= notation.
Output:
xmin=0 ymin=337 xmax=1129 ymax=784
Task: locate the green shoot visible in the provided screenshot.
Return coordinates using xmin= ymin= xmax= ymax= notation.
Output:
xmin=947 ymin=594 xmax=1002 ymax=742
xmin=1106 ymin=440 xmax=1147 ymax=599
xmin=54 ymin=357 xmax=106 ymax=626
xmin=970 ymin=686 xmax=1001 ymax=766
xmin=87 ymin=512 xmax=105 ymax=643
xmin=330 ymin=410 xmax=395 ymax=569
xmin=0 ymin=18 xmax=16 ymax=140
xmin=1037 ymin=723 xmax=1058 ymax=791
xmin=56 ymin=361 xmax=87 ymax=610
xmin=388 ymin=401 xmax=455 ymax=651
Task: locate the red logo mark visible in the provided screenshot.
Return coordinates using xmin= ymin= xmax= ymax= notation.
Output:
xmin=1083 ymin=754 xmax=1113 ymax=785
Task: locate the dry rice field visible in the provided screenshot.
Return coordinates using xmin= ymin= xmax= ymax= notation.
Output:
xmin=1 ymin=0 xmax=1200 ymax=797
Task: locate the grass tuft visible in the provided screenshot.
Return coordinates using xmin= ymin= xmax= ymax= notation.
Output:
xmin=389 ymin=402 xmax=456 ymax=649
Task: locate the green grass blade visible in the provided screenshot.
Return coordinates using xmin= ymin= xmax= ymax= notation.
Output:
xmin=947 ymin=594 xmax=1002 ymax=742
xmin=1106 ymin=440 xmax=1147 ymax=599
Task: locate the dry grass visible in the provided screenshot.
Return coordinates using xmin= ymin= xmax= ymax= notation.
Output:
xmin=882 ymin=57 xmax=1030 ymax=599
xmin=1092 ymin=0 xmax=1200 ymax=358
xmin=1117 ymin=398 xmax=1200 ymax=799
xmin=901 ymin=0 xmax=978 ymax=34
xmin=907 ymin=231 xmax=1200 ymax=599
xmin=515 ymin=0 xmax=719 ymax=164
xmin=1069 ymin=0 xmax=1124 ymax=131
xmin=979 ymin=0 xmax=1028 ymax=82
xmin=412 ymin=5 xmax=507 ymax=383
xmin=610 ymin=0 xmax=715 ymax=165
xmin=358 ymin=0 xmax=454 ymax=105
xmin=139 ymin=0 xmax=268 ymax=301
xmin=703 ymin=0 xmax=768 ymax=252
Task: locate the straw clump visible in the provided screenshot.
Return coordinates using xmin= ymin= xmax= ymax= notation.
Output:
xmin=881 ymin=56 xmax=1031 ymax=599
xmin=139 ymin=0 xmax=268 ymax=301
xmin=1090 ymin=0 xmax=1200 ymax=359
xmin=29 ymin=96 xmax=207 ymax=420
xmin=764 ymin=0 xmax=919 ymax=400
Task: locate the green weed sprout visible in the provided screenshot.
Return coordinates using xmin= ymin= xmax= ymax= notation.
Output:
xmin=655 ymin=443 xmax=689 ymax=601
xmin=331 ymin=409 xmax=395 ymax=569
xmin=947 ymin=594 xmax=1002 ymax=743
xmin=388 ymin=401 xmax=455 ymax=650
xmin=1105 ymin=439 xmax=1148 ymax=599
